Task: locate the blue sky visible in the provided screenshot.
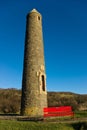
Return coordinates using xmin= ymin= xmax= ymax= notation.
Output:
xmin=0 ymin=0 xmax=87 ymax=94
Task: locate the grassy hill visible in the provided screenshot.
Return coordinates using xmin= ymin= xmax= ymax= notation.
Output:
xmin=0 ymin=88 xmax=87 ymax=113
xmin=48 ymin=92 xmax=87 ymax=111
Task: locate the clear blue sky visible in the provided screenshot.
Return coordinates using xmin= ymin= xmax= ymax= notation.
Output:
xmin=0 ymin=0 xmax=87 ymax=94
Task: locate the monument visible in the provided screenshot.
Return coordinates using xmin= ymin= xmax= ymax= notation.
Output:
xmin=21 ymin=9 xmax=47 ymax=117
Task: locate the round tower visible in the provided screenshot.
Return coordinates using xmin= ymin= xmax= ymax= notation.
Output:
xmin=21 ymin=9 xmax=47 ymax=117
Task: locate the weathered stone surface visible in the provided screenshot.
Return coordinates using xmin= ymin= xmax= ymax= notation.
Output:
xmin=21 ymin=9 xmax=47 ymax=117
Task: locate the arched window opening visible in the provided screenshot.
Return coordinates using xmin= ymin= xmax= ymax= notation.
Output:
xmin=38 ymin=16 xmax=40 ymax=20
xmin=42 ymin=75 xmax=45 ymax=91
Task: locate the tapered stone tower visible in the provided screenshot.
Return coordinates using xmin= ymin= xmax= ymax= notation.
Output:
xmin=21 ymin=9 xmax=47 ymax=117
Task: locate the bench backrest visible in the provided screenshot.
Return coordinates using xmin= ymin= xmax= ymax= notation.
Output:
xmin=43 ymin=106 xmax=74 ymax=117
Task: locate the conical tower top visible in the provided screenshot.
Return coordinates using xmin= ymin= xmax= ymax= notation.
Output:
xmin=31 ymin=9 xmax=38 ymax=13
xmin=29 ymin=8 xmax=41 ymax=15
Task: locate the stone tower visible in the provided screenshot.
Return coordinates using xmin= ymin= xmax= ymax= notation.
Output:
xmin=21 ymin=9 xmax=47 ymax=117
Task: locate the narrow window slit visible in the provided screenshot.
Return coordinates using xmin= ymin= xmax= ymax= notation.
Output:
xmin=42 ymin=75 xmax=45 ymax=91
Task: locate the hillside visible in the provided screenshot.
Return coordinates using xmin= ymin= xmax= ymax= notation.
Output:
xmin=0 ymin=88 xmax=87 ymax=113
xmin=48 ymin=92 xmax=87 ymax=111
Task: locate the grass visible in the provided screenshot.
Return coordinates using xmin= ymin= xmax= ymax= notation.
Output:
xmin=0 ymin=120 xmax=87 ymax=130
xmin=75 ymin=111 xmax=87 ymax=118
xmin=0 ymin=111 xmax=87 ymax=130
xmin=0 ymin=120 xmax=74 ymax=130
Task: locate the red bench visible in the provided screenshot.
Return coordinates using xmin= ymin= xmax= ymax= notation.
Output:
xmin=43 ymin=106 xmax=74 ymax=117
